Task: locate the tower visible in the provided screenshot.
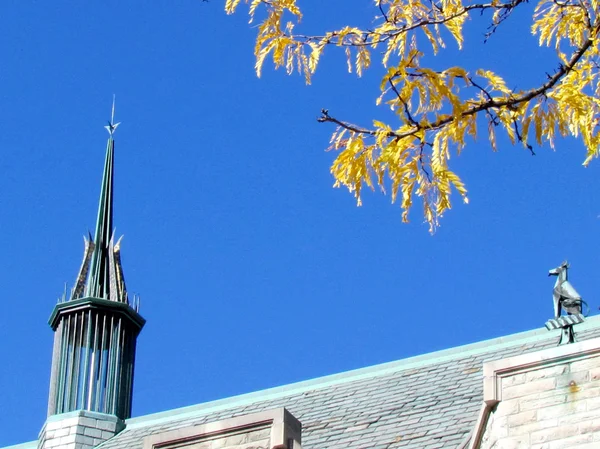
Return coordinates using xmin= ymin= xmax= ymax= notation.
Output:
xmin=39 ymin=106 xmax=145 ymax=449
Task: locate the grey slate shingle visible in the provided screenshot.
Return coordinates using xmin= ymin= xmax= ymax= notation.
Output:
xmin=94 ymin=320 xmax=600 ymax=449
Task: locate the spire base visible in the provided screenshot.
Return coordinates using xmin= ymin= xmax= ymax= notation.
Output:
xmin=47 ymin=298 xmax=145 ymax=420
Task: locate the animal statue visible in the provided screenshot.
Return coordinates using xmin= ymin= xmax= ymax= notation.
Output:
xmin=548 ymin=261 xmax=582 ymax=319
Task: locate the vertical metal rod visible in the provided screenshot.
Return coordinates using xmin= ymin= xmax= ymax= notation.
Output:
xmin=94 ymin=313 xmax=102 ymax=412
xmin=112 ymin=317 xmax=123 ymax=415
xmin=64 ymin=314 xmax=74 ymax=412
xmin=121 ymin=324 xmax=130 ymax=418
xmin=105 ymin=314 xmax=115 ymax=413
xmin=70 ymin=312 xmax=80 ymax=410
xmin=69 ymin=312 xmax=77 ymax=410
xmin=73 ymin=310 xmax=85 ymax=408
xmin=111 ymin=316 xmax=121 ymax=414
xmin=61 ymin=316 xmax=70 ymax=412
xmin=56 ymin=319 xmax=68 ymax=413
xmin=88 ymin=311 xmax=99 ymax=409
xmin=81 ymin=309 xmax=92 ymax=409
xmin=126 ymin=332 xmax=137 ymax=419
xmin=96 ymin=314 xmax=107 ymax=412
xmin=72 ymin=312 xmax=79 ymax=409
xmin=100 ymin=313 xmax=107 ymax=412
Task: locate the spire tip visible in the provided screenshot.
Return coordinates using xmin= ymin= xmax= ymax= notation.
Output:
xmin=104 ymin=95 xmax=121 ymax=136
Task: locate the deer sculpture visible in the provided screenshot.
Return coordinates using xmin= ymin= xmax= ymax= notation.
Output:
xmin=548 ymin=260 xmax=582 ymax=319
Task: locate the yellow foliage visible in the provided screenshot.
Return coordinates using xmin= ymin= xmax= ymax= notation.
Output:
xmin=227 ymin=0 xmax=600 ymax=232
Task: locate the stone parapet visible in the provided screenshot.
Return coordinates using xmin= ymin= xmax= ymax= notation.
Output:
xmin=472 ymin=336 xmax=600 ymax=449
xmin=143 ymin=407 xmax=301 ymax=449
xmin=37 ymin=411 xmax=124 ymax=449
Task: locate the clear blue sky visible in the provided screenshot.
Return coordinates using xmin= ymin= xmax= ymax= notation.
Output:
xmin=0 ymin=1 xmax=598 ymax=446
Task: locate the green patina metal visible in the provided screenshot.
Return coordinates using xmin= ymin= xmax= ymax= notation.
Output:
xmin=46 ymin=102 xmax=145 ymax=421
xmin=49 ymin=297 xmax=145 ymax=331
xmin=85 ymin=135 xmax=118 ymax=300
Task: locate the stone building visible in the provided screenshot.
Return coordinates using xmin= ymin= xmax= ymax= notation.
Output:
xmin=3 ymin=122 xmax=600 ymax=449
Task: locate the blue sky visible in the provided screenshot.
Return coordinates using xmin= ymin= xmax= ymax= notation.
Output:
xmin=0 ymin=1 xmax=599 ymax=446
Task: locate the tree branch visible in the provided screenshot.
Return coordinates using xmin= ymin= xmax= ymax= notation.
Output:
xmin=286 ymin=0 xmax=526 ymax=48
xmin=318 ymin=26 xmax=599 ymax=142
xmin=388 ymin=79 xmax=419 ymax=126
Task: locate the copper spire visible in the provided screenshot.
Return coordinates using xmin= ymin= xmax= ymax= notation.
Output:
xmin=73 ymin=97 xmax=128 ymax=303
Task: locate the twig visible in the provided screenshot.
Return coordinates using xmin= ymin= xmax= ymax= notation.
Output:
xmin=388 ymin=79 xmax=419 ymax=126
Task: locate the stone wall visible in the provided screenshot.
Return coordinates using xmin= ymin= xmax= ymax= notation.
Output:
xmin=143 ymin=408 xmax=301 ymax=449
xmin=162 ymin=426 xmax=271 ymax=449
xmin=479 ymin=348 xmax=600 ymax=449
xmin=37 ymin=411 xmax=124 ymax=449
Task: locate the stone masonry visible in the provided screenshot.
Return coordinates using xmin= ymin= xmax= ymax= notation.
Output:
xmin=154 ymin=426 xmax=271 ymax=449
xmin=480 ymin=352 xmax=600 ymax=449
xmin=142 ymin=408 xmax=301 ymax=449
xmin=37 ymin=410 xmax=124 ymax=449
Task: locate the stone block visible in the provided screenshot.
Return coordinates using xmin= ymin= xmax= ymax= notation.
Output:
xmin=574 ymin=386 xmax=600 ymax=400
xmin=222 ymin=433 xmax=247 ymax=447
xmin=96 ymin=420 xmax=117 ymax=432
xmin=76 ymin=434 xmax=96 ymax=446
xmin=569 ymin=356 xmax=600 ymax=373
xmin=589 ymin=367 xmax=600 ymax=381
xmin=58 ymin=434 xmax=78 ymax=445
xmin=556 ymin=370 xmax=589 ymax=389
xmin=38 ymin=411 xmax=124 ymax=449
xmin=547 ymin=433 xmax=594 ymax=449
xmin=495 ymin=399 xmax=519 ymax=417
xmin=45 ymin=417 xmax=79 ymax=432
xmin=526 ymin=365 xmax=568 ymax=382
xmin=507 ymin=410 xmax=537 ymax=427
xmin=493 ymin=435 xmax=529 ymax=448
xmin=83 ymin=427 xmax=103 ymax=438
xmin=101 ymin=430 xmax=116 ymax=440
xmin=76 ymin=417 xmax=98 ymax=430
xmin=53 ymin=427 xmax=70 ymax=438
xmin=530 ymin=423 xmax=579 ymax=444
xmin=537 ymin=400 xmax=586 ymax=421
xmin=530 ymin=432 xmax=593 ymax=449
xmin=508 ymin=418 xmax=558 ymax=438
xmin=44 ymin=438 xmax=60 ymax=448
xmin=519 ymin=393 xmax=566 ymax=411
xmin=209 ymin=436 xmax=227 ymax=449
xmin=504 ymin=373 xmax=527 ymax=386
xmin=586 ymin=395 xmax=600 ymax=411
xmin=558 ymin=410 xmax=600 ymax=425
xmin=578 ymin=417 xmax=600 ymax=433
xmin=233 ymin=443 xmax=270 ymax=449
xmin=187 ymin=442 xmax=211 ymax=449
xmin=503 ymin=378 xmax=556 ymax=400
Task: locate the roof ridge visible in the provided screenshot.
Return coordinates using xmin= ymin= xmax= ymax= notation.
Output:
xmin=125 ymin=315 xmax=600 ymax=429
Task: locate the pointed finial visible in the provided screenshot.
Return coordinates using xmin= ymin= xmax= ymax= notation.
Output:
xmin=104 ymin=95 xmax=121 ymax=136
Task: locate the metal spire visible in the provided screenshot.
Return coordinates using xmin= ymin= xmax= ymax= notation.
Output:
xmin=45 ymin=100 xmax=143 ymax=422
xmin=80 ymin=97 xmax=127 ymax=302
xmin=104 ymin=95 xmax=120 ymax=136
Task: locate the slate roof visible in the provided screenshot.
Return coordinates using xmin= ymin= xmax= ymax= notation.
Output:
xmin=99 ymin=318 xmax=600 ymax=449
xmin=7 ymin=318 xmax=600 ymax=449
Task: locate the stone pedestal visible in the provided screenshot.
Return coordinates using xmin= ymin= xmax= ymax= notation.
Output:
xmin=37 ymin=410 xmax=124 ymax=449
